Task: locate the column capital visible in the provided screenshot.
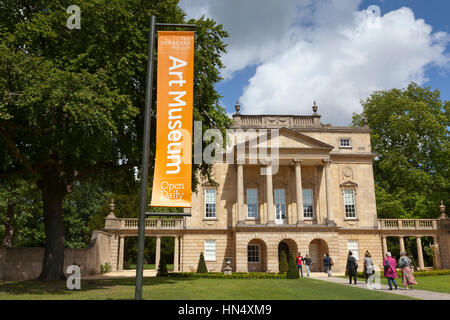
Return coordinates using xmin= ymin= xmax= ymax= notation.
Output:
xmin=322 ymin=159 xmax=332 ymax=167
xmin=292 ymin=159 xmax=302 ymax=166
xmin=236 ymin=158 xmax=245 ymax=165
xmin=119 ymin=234 xmax=126 ymax=239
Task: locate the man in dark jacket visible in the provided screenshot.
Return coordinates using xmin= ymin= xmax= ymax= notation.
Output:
xmin=346 ymin=251 xmax=358 ymax=285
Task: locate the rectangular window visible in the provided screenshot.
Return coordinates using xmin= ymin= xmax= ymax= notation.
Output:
xmin=246 ymin=188 xmax=258 ymax=219
xmin=344 ymin=189 xmax=356 ymax=218
xmin=340 ymin=138 xmax=351 ymax=147
xmin=247 ymin=244 xmax=260 ymax=263
xmin=205 ymin=189 xmax=216 ymax=218
xmin=302 ymin=188 xmax=314 ymax=218
xmin=274 ymin=189 xmax=286 ymax=222
xmin=204 ymin=240 xmax=216 ymax=261
xmin=347 ymin=240 xmax=359 ymax=260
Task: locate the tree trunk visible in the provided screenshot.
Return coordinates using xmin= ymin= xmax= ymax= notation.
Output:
xmin=38 ymin=172 xmax=67 ymax=281
xmin=2 ymin=202 xmax=15 ymax=247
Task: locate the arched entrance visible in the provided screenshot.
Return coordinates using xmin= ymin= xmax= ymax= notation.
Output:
xmin=247 ymin=239 xmax=267 ymax=272
xmin=308 ymin=239 xmax=329 ymax=272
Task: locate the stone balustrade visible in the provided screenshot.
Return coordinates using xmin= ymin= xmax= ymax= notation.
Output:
xmin=105 ymin=218 xmax=184 ymax=230
xmin=377 ymin=219 xmax=438 ymax=230
xmin=233 ymin=114 xmax=321 ymax=128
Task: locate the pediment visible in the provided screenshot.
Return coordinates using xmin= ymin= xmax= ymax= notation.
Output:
xmin=340 ymin=180 xmax=358 ymax=188
xmin=257 ymin=127 xmax=334 ymax=150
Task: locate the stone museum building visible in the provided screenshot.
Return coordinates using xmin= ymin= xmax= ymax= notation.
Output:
xmin=3 ymin=102 xmax=449 ymax=281
xmin=100 ymin=102 xmax=450 ymax=275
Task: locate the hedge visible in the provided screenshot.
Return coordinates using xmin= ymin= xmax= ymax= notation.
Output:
xmin=168 ymin=272 xmax=287 ymax=279
xmin=346 ymin=269 xmax=450 ymax=278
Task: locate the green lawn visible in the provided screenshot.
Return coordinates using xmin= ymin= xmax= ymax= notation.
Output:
xmin=340 ymin=275 xmax=450 ymax=294
xmin=0 ymin=277 xmax=416 ymax=300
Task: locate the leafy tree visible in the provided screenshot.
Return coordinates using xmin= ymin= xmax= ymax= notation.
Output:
xmin=278 ymin=251 xmax=288 ymax=274
xmin=353 ymin=82 xmax=449 ymax=219
xmin=0 ymin=179 xmax=45 ymax=247
xmin=196 ymin=252 xmax=208 ymax=273
xmin=287 ymin=253 xmax=299 ymax=279
xmin=0 ymin=0 xmax=229 ymax=280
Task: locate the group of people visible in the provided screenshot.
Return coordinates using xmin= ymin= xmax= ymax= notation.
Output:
xmin=295 ymin=253 xmax=312 ymax=277
xmin=345 ymin=250 xmax=418 ymax=290
xmin=295 ymin=252 xmax=334 ymax=277
xmin=295 ymin=249 xmax=418 ymax=290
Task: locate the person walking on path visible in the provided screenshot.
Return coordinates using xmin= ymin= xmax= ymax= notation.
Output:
xmin=323 ymin=253 xmax=333 ymax=277
xmin=398 ymin=250 xmax=417 ymax=290
xmin=303 ymin=254 xmax=312 ymax=277
xmin=346 ymin=251 xmax=358 ymax=285
xmin=383 ymin=252 xmax=398 ymax=290
xmin=363 ymin=251 xmax=374 ymax=285
xmin=296 ymin=253 xmax=304 ymax=277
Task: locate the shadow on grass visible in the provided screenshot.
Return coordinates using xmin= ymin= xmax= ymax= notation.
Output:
xmin=0 ymin=276 xmax=195 ymax=297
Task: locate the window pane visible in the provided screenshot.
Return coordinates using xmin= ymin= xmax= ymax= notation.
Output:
xmin=340 ymin=139 xmax=350 ymax=147
xmin=205 ymin=189 xmax=216 ymax=218
xmin=347 ymin=240 xmax=359 ymax=260
xmin=274 ymin=189 xmax=286 ymax=220
xmin=204 ymin=240 xmax=216 ymax=261
xmin=302 ymin=189 xmax=314 ymax=218
xmin=344 ymin=189 xmax=356 ymax=218
xmin=248 ymin=244 xmax=259 ymax=263
xmin=247 ymin=189 xmax=258 ymax=218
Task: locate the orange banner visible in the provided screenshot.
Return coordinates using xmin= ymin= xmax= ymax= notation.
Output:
xmin=151 ymin=31 xmax=194 ymax=207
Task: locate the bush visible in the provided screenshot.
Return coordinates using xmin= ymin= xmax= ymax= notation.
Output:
xmin=287 ymin=254 xmax=299 ymax=279
xmin=279 ymin=251 xmax=288 ymax=274
xmin=197 ymin=252 xmax=208 ymax=273
xmin=100 ymin=262 xmax=112 ymax=274
xmin=169 ymin=272 xmax=287 ymax=279
xmin=157 ymin=255 xmax=168 ymax=277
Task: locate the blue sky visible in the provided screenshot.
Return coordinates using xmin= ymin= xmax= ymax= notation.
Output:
xmin=180 ymin=0 xmax=450 ymax=124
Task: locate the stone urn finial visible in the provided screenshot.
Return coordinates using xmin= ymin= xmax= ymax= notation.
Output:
xmin=439 ymin=200 xmax=447 ymax=219
xmin=362 ymin=116 xmax=368 ymax=127
xmin=106 ymin=199 xmax=116 ymax=219
xmin=312 ymin=101 xmax=318 ymax=115
xmin=234 ymin=100 xmax=241 ymax=115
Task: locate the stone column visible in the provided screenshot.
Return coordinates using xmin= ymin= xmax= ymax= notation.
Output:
xmin=237 ymin=159 xmax=245 ymax=225
xmin=118 ymin=235 xmax=125 ymax=271
xmin=179 ymin=236 xmax=183 ymax=272
xmin=293 ymin=159 xmax=304 ymax=226
xmin=416 ymin=236 xmax=425 ymax=270
xmin=323 ymin=160 xmax=336 ymax=226
xmin=433 ymin=236 xmax=442 ymax=269
xmin=174 ymin=236 xmax=179 ymax=272
xmin=264 ymin=161 xmax=275 ymax=225
xmin=382 ymin=236 xmax=387 ymax=256
xmin=399 ymin=236 xmax=405 ymax=252
xmin=155 ymin=236 xmax=161 ymax=270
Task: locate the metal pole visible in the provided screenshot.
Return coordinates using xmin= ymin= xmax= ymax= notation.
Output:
xmin=135 ymin=15 xmax=156 ymax=300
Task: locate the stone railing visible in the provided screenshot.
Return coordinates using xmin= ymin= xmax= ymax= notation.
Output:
xmin=105 ymin=218 xmax=184 ymax=230
xmin=233 ymin=115 xmax=321 ymax=128
xmin=377 ymin=219 xmax=438 ymax=230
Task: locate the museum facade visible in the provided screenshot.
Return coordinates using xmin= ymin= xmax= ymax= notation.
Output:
xmin=104 ymin=104 xmax=450 ymax=274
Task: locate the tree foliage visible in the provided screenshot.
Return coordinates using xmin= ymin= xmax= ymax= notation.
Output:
xmin=286 ymin=254 xmax=299 ymax=279
xmin=278 ymin=251 xmax=288 ymax=274
xmin=0 ymin=0 xmax=230 ymax=280
xmin=353 ymin=82 xmax=449 ymax=218
xmin=156 ymin=254 xmax=168 ymax=277
xmin=196 ymin=252 xmax=208 ymax=273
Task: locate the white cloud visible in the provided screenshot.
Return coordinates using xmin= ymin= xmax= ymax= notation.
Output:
xmin=180 ymin=0 xmax=450 ymax=125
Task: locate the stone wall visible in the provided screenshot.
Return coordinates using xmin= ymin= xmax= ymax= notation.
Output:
xmin=0 ymin=230 xmax=114 ymax=281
